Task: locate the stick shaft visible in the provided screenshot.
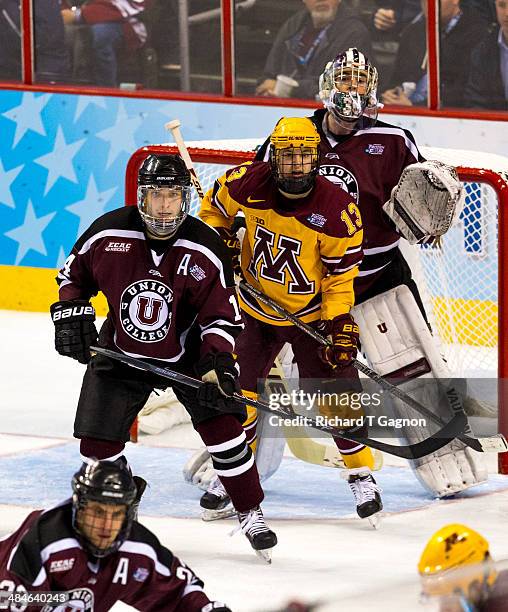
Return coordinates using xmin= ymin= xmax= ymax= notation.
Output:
xmin=165 ymin=121 xmax=205 ymax=200
xmin=90 ymin=345 xmax=470 ymax=460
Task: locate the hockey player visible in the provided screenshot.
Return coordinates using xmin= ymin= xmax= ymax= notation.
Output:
xmin=195 ymin=47 xmax=483 ymax=502
xmin=418 ymin=524 xmax=508 ymax=611
xmin=199 ymin=116 xmax=383 ymax=523
xmin=0 ymin=460 xmax=232 ymax=612
xmin=50 ymin=153 xmax=276 ymax=561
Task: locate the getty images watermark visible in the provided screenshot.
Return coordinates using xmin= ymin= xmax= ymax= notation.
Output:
xmin=267 ymin=389 xmax=428 ymax=429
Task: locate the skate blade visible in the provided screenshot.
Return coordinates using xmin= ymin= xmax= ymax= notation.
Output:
xmin=201 ymin=506 xmax=236 ymax=522
xmin=367 ymin=514 xmax=382 ymax=530
xmin=255 ymin=548 xmax=273 ymax=564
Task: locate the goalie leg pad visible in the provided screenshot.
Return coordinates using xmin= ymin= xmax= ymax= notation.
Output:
xmin=352 ymin=285 xmax=487 ymax=497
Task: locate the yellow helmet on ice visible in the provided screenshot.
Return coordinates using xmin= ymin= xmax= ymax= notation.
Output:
xmin=269 ymin=117 xmax=320 ymax=195
xmin=418 ymin=524 xmax=496 ymax=603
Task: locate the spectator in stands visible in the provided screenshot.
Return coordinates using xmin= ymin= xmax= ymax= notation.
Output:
xmin=0 ymin=0 xmax=70 ymax=82
xmin=464 ymin=0 xmax=508 ymax=110
xmin=371 ymin=0 xmax=421 ymax=39
xmin=255 ymin=0 xmax=371 ymax=99
xmin=380 ymin=0 xmax=489 ymax=108
xmin=61 ymin=0 xmax=148 ymax=87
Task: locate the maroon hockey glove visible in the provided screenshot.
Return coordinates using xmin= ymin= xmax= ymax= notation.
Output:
xmin=318 ymin=313 xmax=359 ymax=369
xmin=216 ymin=227 xmax=242 ymax=277
xmin=195 ymin=352 xmax=241 ymax=412
xmin=51 ymin=300 xmax=98 ymax=364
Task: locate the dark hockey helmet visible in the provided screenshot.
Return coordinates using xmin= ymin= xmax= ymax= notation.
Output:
xmin=269 ymin=117 xmax=320 ymax=195
xmin=319 ymin=47 xmax=379 ymax=129
xmin=137 ymin=154 xmax=192 ymax=238
xmin=72 ymin=460 xmax=138 ymax=558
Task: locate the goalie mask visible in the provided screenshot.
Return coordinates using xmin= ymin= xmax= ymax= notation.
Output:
xmin=137 ymin=154 xmax=191 ymax=238
xmin=319 ymin=47 xmax=379 ymax=129
xmin=269 ymin=117 xmax=320 ymax=195
xmin=72 ymin=460 xmax=138 ymax=558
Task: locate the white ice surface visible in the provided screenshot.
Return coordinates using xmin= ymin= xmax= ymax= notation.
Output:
xmin=1 ymin=310 xmax=508 ymax=611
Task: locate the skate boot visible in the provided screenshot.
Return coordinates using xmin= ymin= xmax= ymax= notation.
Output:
xmin=200 ymin=476 xmax=235 ymax=521
xmin=342 ymin=467 xmax=383 ymax=528
xmin=234 ymin=506 xmax=277 ymax=563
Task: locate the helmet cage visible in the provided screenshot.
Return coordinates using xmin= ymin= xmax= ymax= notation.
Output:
xmin=319 ymin=49 xmax=379 ymax=128
xmin=71 ymin=462 xmax=137 ymax=558
xmin=269 ymin=145 xmax=320 ymax=195
xmin=137 ymin=185 xmax=191 ymax=238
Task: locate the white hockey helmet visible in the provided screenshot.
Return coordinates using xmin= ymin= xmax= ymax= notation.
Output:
xmin=318 ymin=47 xmax=379 ymax=128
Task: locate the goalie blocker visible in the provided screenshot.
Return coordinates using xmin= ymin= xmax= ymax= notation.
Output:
xmin=352 ymin=284 xmax=487 ymax=497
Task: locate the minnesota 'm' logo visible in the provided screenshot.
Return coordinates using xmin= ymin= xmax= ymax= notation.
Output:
xmin=120 ymin=280 xmax=173 ymax=342
xmin=247 ymin=226 xmax=314 ymax=294
xmin=319 ymin=165 xmax=359 ymax=201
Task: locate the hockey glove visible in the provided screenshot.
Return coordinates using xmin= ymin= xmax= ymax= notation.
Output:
xmin=202 ymin=604 xmax=232 ymax=612
xmin=195 ymin=352 xmax=241 ymax=412
xmin=318 ymin=313 xmax=359 ymax=369
xmin=50 ymin=300 xmax=98 ymax=364
xmin=216 ymin=227 xmax=242 ymax=277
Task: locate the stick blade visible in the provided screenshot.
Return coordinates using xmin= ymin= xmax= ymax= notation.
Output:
xmin=477 ymin=434 xmax=508 ymax=453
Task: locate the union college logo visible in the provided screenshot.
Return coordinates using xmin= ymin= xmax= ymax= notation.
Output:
xmin=319 ymin=165 xmax=359 ymax=201
xmin=120 ymin=279 xmax=173 ymax=342
xmin=41 ymin=588 xmax=94 ymax=611
xmin=247 ymin=226 xmax=314 ymax=294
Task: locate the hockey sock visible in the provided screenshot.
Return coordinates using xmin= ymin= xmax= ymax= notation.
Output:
xmin=80 ymin=438 xmax=126 ymax=463
xmin=340 ymin=445 xmax=375 ymax=470
xmin=196 ymin=414 xmax=264 ymax=512
xmin=242 ymin=391 xmax=258 ymax=453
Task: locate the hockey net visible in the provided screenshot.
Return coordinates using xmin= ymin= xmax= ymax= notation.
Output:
xmin=126 ymin=141 xmax=508 ymax=468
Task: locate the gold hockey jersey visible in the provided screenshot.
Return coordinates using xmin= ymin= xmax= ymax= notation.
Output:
xmin=199 ymin=161 xmax=363 ymax=326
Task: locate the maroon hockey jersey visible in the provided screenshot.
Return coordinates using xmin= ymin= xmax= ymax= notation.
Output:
xmin=57 ymin=207 xmax=243 ymax=363
xmin=0 ymin=502 xmax=212 ymax=611
xmin=256 ymin=111 xmax=424 ymax=293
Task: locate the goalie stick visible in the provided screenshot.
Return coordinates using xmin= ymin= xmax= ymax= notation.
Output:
xmin=238 ymin=281 xmax=508 ymax=455
xmin=91 ymin=346 xmax=470 ymax=461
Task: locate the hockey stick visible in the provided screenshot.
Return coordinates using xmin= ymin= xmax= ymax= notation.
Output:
xmin=165 ymin=119 xmax=205 ymax=200
xmin=238 ymin=281 xmax=508 ymax=455
xmin=91 ymin=345 xmax=469 ymax=461
xmin=267 ymin=358 xmax=383 ymax=470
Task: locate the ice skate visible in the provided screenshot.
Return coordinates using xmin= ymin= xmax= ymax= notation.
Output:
xmin=342 ymin=467 xmax=383 ymax=529
xmin=200 ymin=476 xmax=235 ymax=521
xmin=232 ymin=506 xmax=277 ymax=563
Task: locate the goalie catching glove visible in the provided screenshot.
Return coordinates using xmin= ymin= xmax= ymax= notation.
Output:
xmin=216 ymin=227 xmax=242 ymax=277
xmin=50 ymin=300 xmax=98 ymax=364
xmin=383 ymin=160 xmax=463 ymax=244
xmin=195 ymin=352 xmax=242 ymax=412
xmin=318 ymin=313 xmax=359 ymax=369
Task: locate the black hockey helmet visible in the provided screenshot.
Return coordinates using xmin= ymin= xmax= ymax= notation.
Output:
xmin=137 ymin=154 xmax=192 ymax=238
xmin=72 ymin=460 xmax=138 ymax=558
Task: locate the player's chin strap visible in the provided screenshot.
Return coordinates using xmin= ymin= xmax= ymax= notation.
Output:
xmin=383 ymin=160 xmax=464 ymax=244
xmin=237 ymin=281 xmax=507 ymax=456
xmin=352 ymin=285 xmax=488 ymax=497
xmin=90 ymin=346 xmax=470 ymax=461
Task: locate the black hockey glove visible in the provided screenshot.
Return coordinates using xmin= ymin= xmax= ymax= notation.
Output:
xmin=195 ymin=352 xmax=241 ymax=412
xmin=201 ymin=603 xmax=232 ymax=612
xmin=50 ymin=300 xmax=98 ymax=364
